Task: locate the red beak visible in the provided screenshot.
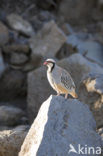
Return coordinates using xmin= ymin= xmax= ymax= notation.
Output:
xmin=43 ymin=61 xmax=48 ymax=65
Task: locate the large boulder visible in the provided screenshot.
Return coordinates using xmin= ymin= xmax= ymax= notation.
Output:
xmin=27 ymin=67 xmax=55 ymax=122
xmin=67 ymin=34 xmax=103 ymax=66
xmin=0 ymin=125 xmax=28 ymax=156
xmin=6 ymin=14 xmax=35 ymax=37
xmin=79 ymin=73 xmax=103 ymax=128
xmin=19 ymin=96 xmax=102 ymax=156
xmin=0 ymin=50 xmax=6 ymax=78
xmin=58 ymin=0 xmax=96 ymax=25
xmin=0 ymin=105 xmax=25 ymax=126
xmin=29 ymin=20 xmax=66 ymax=66
xmin=27 ymin=54 xmax=103 ymax=122
xmin=0 ymin=21 xmax=9 ymax=46
xmin=0 ymin=68 xmax=26 ymax=101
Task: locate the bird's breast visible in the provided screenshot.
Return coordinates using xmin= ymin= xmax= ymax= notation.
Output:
xmin=47 ymin=72 xmax=56 ymax=90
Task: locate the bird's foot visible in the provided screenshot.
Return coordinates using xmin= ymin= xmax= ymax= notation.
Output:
xmin=57 ymin=93 xmax=60 ymax=96
xmin=65 ymin=94 xmax=68 ymax=99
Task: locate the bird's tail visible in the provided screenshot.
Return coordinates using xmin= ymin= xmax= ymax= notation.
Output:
xmin=70 ymin=90 xmax=78 ymax=98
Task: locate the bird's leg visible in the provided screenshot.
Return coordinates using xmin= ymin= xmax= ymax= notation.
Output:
xmin=65 ymin=94 xmax=68 ymax=99
xmin=57 ymin=92 xmax=60 ymax=96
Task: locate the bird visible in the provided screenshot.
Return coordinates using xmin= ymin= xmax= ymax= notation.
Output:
xmin=43 ymin=58 xmax=78 ymax=99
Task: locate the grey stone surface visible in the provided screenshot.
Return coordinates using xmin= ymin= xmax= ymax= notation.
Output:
xmin=67 ymin=34 xmax=103 ymax=65
xmin=29 ymin=20 xmax=66 ymax=63
xmin=7 ymin=14 xmax=35 ymax=37
xmin=0 ymin=21 xmax=9 ymax=46
xmin=0 ymin=68 xmax=26 ymax=101
xmin=79 ymin=73 xmax=103 ymax=128
xmin=0 ymin=50 xmax=6 ymax=78
xmin=0 ymin=125 xmax=28 ymax=156
xmin=0 ymin=105 xmax=25 ymax=126
xmin=10 ymin=52 xmax=28 ymax=65
xmin=27 ymin=67 xmax=54 ymax=122
xmin=19 ymin=95 xmax=102 ymax=156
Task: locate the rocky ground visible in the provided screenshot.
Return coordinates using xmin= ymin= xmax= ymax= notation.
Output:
xmin=0 ymin=0 xmax=103 ymax=155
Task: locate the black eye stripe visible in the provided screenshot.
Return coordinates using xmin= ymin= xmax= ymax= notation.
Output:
xmin=47 ymin=61 xmax=54 ymax=64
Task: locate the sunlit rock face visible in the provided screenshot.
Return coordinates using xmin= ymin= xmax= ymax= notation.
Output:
xmin=19 ymin=95 xmax=102 ymax=156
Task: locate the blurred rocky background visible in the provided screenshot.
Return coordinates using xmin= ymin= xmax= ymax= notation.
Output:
xmin=0 ymin=0 xmax=103 ymax=155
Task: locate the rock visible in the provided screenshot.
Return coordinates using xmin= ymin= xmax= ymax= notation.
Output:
xmin=36 ymin=0 xmax=57 ymax=9
xmin=0 ymin=126 xmax=10 ymax=131
xmin=0 ymin=21 xmax=9 ymax=46
xmin=0 ymin=105 xmax=25 ymax=126
xmin=29 ymin=20 xmax=66 ymax=65
xmin=6 ymin=14 xmax=35 ymax=37
xmin=27 ymin=54 xmax=103 ymax=122
xmin=78 ymin=73 xmax=103 ymax=128
xmin=98 ymin=0 xmax=103 ymax=7
xmin=27 ymin=67 xmax=54 ymax=122
xmin=10 ymin=52 xmax=28 ymax=65
xmin=22 ymin=57 xmax=42 ymax=72
xmin=67 ymin=34 xmax=103 ymax=65
xmin=58 ymin=0 xmax=96 ymax=25
xmin=0 ymin=68 xmax=27 ymax=101
xmin=0 ymin=50 xmax=6 ymax=78
xmin=19 ymin=96 xmax=102 ymax=156
xmin=3 ymin=44 xmax=30 ymax=54
xmin=38 ymin=11 xmax=55 ymax=22
xmin=56 ymin=42 xmax=78 ymax=59
xmin=0 ymin=125 xmax=28 ymax=156
xmin=98 ymin=128 xmax=103 ymax=145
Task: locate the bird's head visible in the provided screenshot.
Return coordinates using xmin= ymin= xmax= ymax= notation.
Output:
xmin=43 ymin=58 xmax=56 ymax=72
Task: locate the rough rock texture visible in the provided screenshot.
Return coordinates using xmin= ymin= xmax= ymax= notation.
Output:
xmin=7 ymin=14 xmax=35 ymax=37
xmin=0 ymin=50 xmax=6 ymax=78
xmin=79 ymin=73 xmax=103 ymax=128
xmin=0 ymin=105 xmax=25 ymax=126
xmin=67 ymin=34 xmax=103 ymax=65
xmin=58 ymin=0 xmax=96 ymax=25
xmin=3 ymin=44 xmax=30 ymax=54
xmin=0 ymin=125 xmax=28 ymax=156
xmin=0 ymin=21 xmax=9 ymax=46
xmin=10 ymin=52 xmax=28 ymax=65
xmin=19 ymin=96 xmax=102 ymax=156
xmin=27 ymin=67 xmax=54 ymax=122
xmin=27 ymin=54 xmax=103 ymax=122
xmin=29 ymin=20 xmax=66 ymax=65
xmin=0 ymin=68 xmax=26 ymax=101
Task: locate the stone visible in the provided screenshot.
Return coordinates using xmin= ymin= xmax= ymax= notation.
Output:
xmin=78 ymin=73 xmax=103 ymax=128
xmin=27 ymin=67 xmax=54 ymax=122
xmin=10 ymin=52 xmax=28 ymax=65
xmin=67 ymin=34 xmax=103 ymax=66
xmin=0 ymin=50 xmax=6 ymax=78
xmin=36 ymin=0 xmax=57 ymax=10
xmin=0 ymin=68 xmax=27 ymax=101
xmin=6 ymin=14 xmax=35 ymax=37
xmin=98 ymin=128 xmax=103 ymax=146
xmin=58 ymin=0 xmax=96 ymax=25
xmin=27 ymin=54 xmax=103 ymax=122
xmin=0 ymin=105 xmax=25 ymax=126
xmin=19 ymin=96 xmax=102 ymax=156
xmin=29 ymin=20 xmax=66 ymax=64
xmin=0 ymin=125 xmax=28 ymax=156
xmin=0 ymin=21 xmax=9 ymax=46
xmin=3 ymin=44 xmax=30 ymax=54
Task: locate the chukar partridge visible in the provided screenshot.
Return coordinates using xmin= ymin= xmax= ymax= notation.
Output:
xmin=43 ymin=58 xmax=78 ymax=99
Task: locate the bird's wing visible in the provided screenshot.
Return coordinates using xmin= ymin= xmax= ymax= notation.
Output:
xmin=60 ymin=69 xmax=75 ymax=91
